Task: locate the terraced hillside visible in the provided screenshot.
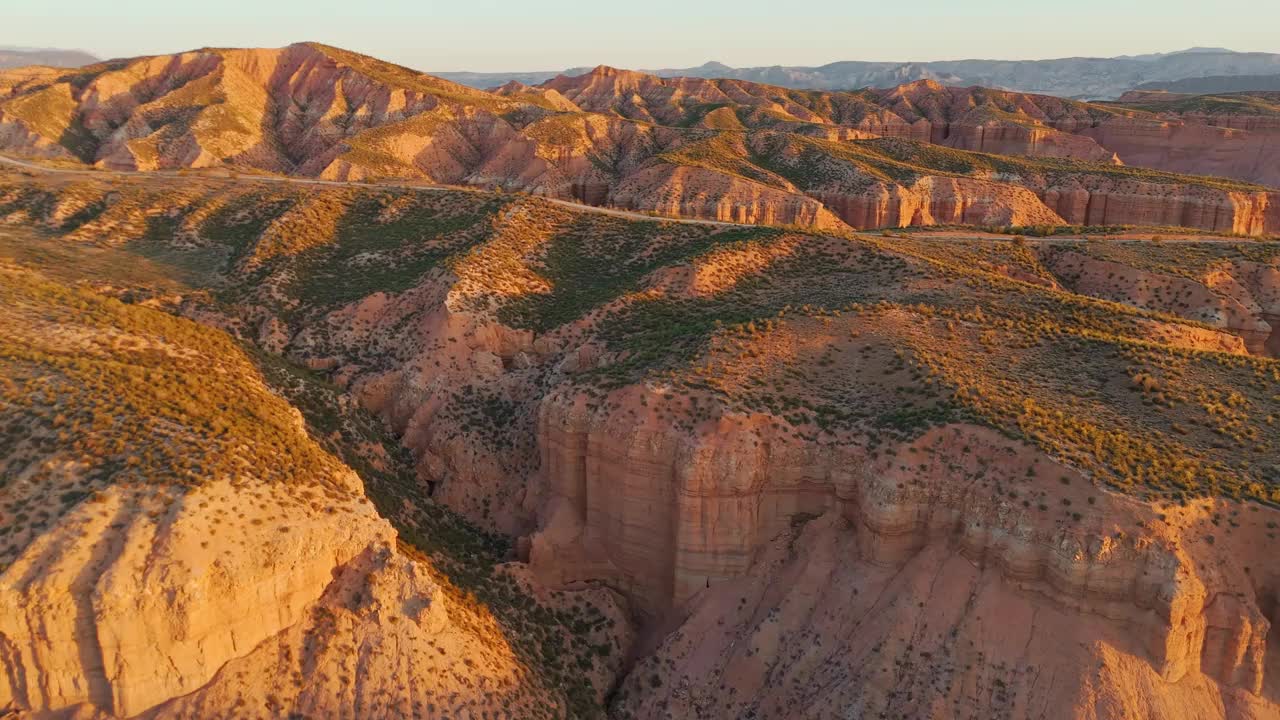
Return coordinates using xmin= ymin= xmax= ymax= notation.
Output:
xmin=3 ymin=45 xmax=1280 ymax=235
xmin=2 ymin=166 xmax=1278 ymax=717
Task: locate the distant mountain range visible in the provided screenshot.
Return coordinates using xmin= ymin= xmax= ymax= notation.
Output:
xmin=1133 ymin=73 xmax=1280 ymax=94
xmin=436 ymin=47 xmax=1280 ymax=100
xmin=0 ymin=45 xmax=99 ymax=69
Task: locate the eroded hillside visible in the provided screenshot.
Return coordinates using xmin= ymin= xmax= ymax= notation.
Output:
xmin=2 ymin=167 xmax=1278 ymax=718
xmin=0 ymin=260 xmax=629 ymax=718
xmin=2 ymin=45 xmax=1280 ymax=236
xmin=529 ymin=69 xmax=1280 ymax=189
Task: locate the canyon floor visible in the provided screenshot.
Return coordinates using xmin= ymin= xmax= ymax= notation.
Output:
xmin=0 ymin=157 xmax=1278 ymax=719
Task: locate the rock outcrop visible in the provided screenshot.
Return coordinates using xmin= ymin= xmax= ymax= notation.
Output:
xmin=813 ymin=177 xmax=1066 ymax=229
xmin=1036 ymin=181 xmax=1280 ymax=236
xmin=143 ymin=543 xmax=630 ymax=719
xmin=0 ymin=262 xmax=623 ymax=719
xmin=0 ymin=478 xmax=393 ymax=717
xmin=612 ymin=501 xmax=1280 ymax=719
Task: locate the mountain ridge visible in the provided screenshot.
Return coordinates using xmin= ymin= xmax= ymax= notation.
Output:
xmin=435 ymin=47 xmax=1280 ymax=99
xmin=0 ymin=46 xmax=99 ymax=70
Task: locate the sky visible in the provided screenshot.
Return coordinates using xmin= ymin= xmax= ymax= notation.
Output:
xmin=6 ymin=0 xmax=1279 ymax=72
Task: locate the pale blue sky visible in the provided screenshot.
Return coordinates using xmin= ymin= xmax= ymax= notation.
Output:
xmin=6 ymin=0 xmax=1278 ymax=72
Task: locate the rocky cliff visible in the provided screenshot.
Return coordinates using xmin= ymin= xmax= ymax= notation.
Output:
xmin=1080 ymin=115 xmax=1280 ymax=190
xmin=0 ymin=265 xmax=394 ymax=716
xmin=0 ymin=477 xmax=393 ymax=717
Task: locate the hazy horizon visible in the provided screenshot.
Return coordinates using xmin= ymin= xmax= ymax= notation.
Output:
xmin=7 ymin=0 xmax=1279 ymax=73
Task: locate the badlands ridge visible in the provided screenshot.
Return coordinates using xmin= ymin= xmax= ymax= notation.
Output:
xmin=0 ymin=43 xmax=1279 ymax=235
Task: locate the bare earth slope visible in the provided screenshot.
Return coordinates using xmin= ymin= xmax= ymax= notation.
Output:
xmin=2 ymin=167 xmax=1278 ymax=718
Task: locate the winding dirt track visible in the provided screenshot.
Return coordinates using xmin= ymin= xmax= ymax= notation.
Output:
xmin=0 ymin=153 xmax=746 ymax=229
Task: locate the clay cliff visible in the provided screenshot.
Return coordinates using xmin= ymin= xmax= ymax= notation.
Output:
xmin=0 ymin=265 xmax=389 ymax=716
xmin=1091 ymin=91 xmax=1280 ymax=188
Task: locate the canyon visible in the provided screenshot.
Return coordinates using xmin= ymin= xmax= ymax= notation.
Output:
xmin=0 ymin=39 xmax=1279 ymax=720
xmin=1 ymin=166 xmax=1278 ymax=717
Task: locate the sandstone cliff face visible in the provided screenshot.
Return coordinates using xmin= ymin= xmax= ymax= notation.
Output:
xmin=813 ymin=176 xmax=1066 ymax=229
xmin=1036 ymin=180 xmax=1280 ymax=236
xmin=934 ymin=120 xmax=1119 ymax=162
xmin=0 ymin=263 xmax=408 ymax=718
xmin=522 ymin=384 xmax=1280 ymax=719
xmin=1079 ymin=115 xmax=1280 ymax=189
xmin=612 ymin=503 xmax=1280 ymax=719
xmin=610 ymin=164 xmax=843 ymax=228
xmin=0 ymin=478 xmax=393 ymax=717
xmin=141 ymin=543 xmax=630 ymax=719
